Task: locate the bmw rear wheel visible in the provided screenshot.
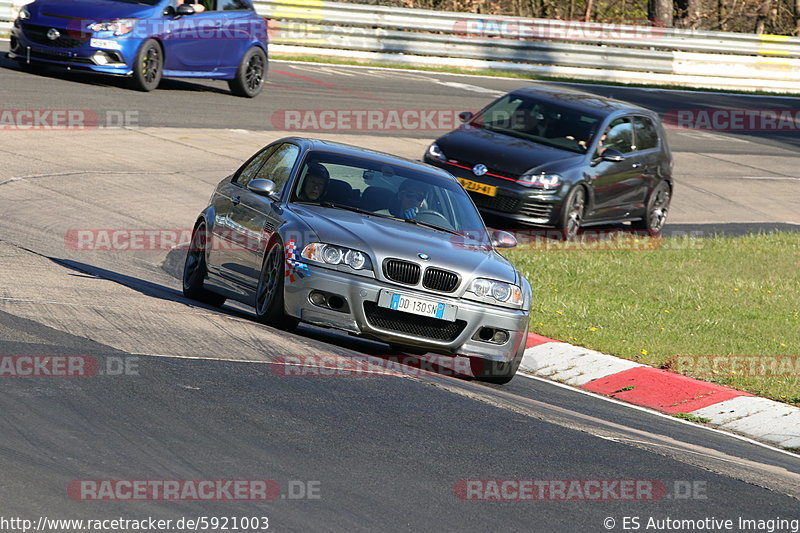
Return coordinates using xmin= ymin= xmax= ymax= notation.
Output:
xmin=228 ymin=47 xmax=267 ymax=98
xmin=131 ymin=39 xmax=162 ymax=92
xmin=183 ymin=222 xmax=226 ymax=307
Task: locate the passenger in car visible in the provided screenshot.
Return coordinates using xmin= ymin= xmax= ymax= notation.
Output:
xmin=177 ymin=0 xmax=206 ymax=13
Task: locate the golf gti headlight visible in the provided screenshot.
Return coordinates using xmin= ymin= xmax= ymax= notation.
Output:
xmin=301 ymin=243 xmax=371 ymax=271
xmin=467 ymin=278 xmax=523 ymax=307
xmin=519 ymin=172 xmax=562 ymax=189
xmin=426 ymin=142 xmax=447 ymax=162
xmin=89 ymin=19 xmax=135 ymax=36
xmin=18 ymin=6 xmax=30 ymax=20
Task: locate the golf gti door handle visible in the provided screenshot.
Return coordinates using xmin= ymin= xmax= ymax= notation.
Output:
xmin=231 ymin=196 xmax=241 ymax=206
xmin=631 ymin=161 xmax=642 ymax=169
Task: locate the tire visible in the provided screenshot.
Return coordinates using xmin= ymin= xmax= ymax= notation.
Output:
xmin=228 ymin=47 xmax=267 ymax=98
xmin=632 ymin=181 xmax=671 ymax=236
xmin=130 ymin=39 xmax=162 ymax=92
xmin=255 ymin=241 xmax=298 ymax=330
xmin=558 ymin=186 xmax=586 ymax=241
xmin=183 ymin=222 xmax=226 ymax=307
xmin=470 ymin=326 xmax=528 ymax=385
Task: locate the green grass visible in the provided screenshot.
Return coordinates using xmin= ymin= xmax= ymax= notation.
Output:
xmin=504 ymin=232 xmax=800 ymax=404
xmin=673 ymin=413 xmax=711 ymax=424
xmin=270 ymin=52 xmax=800 ymax=98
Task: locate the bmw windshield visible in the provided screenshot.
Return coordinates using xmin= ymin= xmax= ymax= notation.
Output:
xmin=292 ymin=151 xmax=490 ymax=239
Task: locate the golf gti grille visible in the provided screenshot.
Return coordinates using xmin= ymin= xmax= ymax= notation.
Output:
xmin=519 ymin=201 xmax=554 ymax=219
xmin=469 ymin=193 xmax=520 ymax=214
xmin=422 ymin=268 xmax=459 ymax=292
xmin=363 ymin=302 xmax=466 ymax=342
xmin=383 ymin=259 xmax=421 ymax=285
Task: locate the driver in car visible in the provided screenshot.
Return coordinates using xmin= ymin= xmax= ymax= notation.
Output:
xmin=297 ymin=162 xmax=330 ymax=202
xmin=177 ymin=0 xmax=206 ymax=12
xmin=378 ymin=179 xmax=428 ymax=220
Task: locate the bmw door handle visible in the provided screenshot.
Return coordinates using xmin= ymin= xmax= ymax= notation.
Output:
xmin=631 ymin=162 xmax=642 ymax=169
xmin=231 ymin=196 xmax=241 ymax=206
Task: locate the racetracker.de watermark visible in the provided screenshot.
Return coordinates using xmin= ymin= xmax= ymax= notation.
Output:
xmin=64 ymin=18 xmax=268 ymax=41
xmin=452 ymin=18 xmax=667 ymax=40
xmin=0 ymin=356 xmax=138 ymax=377
xmin=272 ymin=354 xmax=472 ymax=378
xmin=0 ymin=109 xmax=139 ymax=130
xmin=673 ymin=355 xmax=800 ymax=377
xmin=454 ymin=479 xmax=708 ymax=501
xmin=67 ymin=479 xmax=321 ymax=501
xmin=450 ymin=230 xmax=707 ymax=251
xmin=271 ymin=109 xmax=465 ymax=131
xmin=664 ymin=109 xmax=800 ymax=131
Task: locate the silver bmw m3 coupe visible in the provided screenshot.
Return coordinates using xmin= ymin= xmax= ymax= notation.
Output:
xmin=183 ymin=137 xmax=532 ymax=383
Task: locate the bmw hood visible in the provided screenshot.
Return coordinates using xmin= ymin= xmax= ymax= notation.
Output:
xmin=288 ymin=204 xmax=519 ymax=285
xmin=435 ymin=126 xmax=583 ymax=176
xmin=28 ymin=0 xmax=158 ymax=23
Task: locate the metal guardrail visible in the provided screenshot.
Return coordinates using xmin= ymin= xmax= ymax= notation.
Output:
xmin=257 ymin=0 xmax=800 ymax=91
xmin=1 ymin=0 xmax=798 ymax=90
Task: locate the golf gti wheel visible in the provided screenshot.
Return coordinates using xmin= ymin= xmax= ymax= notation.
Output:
xmin=229 ymin=47 xmax=267 ymax=98
xmin=632 ymin=181 xmax=671 ymax=236
xmin=131 ymin=39 xmax=162 ymax=92
xmin=559 ymin=186 xmax=585 ymax=241
xmin=255 ymin=241 xmax=298 ymax=330
xmin=470 ymin=326 xmax=528 ymax=385
xmin=183 ymin=222 xmax=226 ymax=307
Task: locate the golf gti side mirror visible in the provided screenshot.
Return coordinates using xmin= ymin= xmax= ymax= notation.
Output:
xmin=601 ymin=148 xmax=625 ymax=162
xmin=458 ymin=111 xmax=474 ymax=123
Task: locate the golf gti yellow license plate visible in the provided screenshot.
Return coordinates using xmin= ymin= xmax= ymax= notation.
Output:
xmin=457 ymin=178 xmax=497 ymax=197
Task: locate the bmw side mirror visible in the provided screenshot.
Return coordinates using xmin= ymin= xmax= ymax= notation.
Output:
xmin=247 ymin=178 xmax=277 ymax=199
xmin=491 ymin=230 xmax=517 ymax=249
xmin=601 ymin=148 xmax=625 ymax=162
xmin=458 ymin=111 xmax=474 ymax=123
xmin=176 ymin=4 xmax=195 ymax=16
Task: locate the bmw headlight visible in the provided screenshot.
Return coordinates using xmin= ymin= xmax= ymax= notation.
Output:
xmin=426 ymin=142 xmax=447 ymax=162
xmin=89 ymin=19 xmax=135 ymax=36
xmin=301 ymin=243 xmax=372 ymax=271
xmin=18 ymin=6 xmax=30 ymax=20
xmin=519 ymin=172 xmax=562 ymax=189
xmin=467 ymin=278 xmax=523 ymax=307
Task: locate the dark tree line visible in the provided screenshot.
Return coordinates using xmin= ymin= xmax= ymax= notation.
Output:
xmin=353 ymin=0 xmax=800 ymax=35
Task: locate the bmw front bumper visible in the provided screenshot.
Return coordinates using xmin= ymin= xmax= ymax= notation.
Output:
xmin=283 ymin=265 xmax=529 ymax=363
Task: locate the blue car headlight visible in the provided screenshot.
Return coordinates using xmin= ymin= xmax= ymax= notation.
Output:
xmin=18 ymin=6 xmax=31 ymax=20
xmin=466 ymin=278 xmax=524 ymax=308
xmin=89 ymin=19 xmax=135 ymax=36
xmin=301 ymin=243 xmax=372 ymax=271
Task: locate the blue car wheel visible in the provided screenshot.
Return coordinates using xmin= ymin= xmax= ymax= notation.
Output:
xmin=228 ymin=46 xmax=266 ymax=98
xmin=131 ymin=39 xmax=163 ymax=92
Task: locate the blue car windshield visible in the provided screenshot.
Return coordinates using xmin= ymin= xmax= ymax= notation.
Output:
xmin=292 ymin=151 xmax=490 ymax=239
xmin=470 ymin=94 xmax=602 ymax=154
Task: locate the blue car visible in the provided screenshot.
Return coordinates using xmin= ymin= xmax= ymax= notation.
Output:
xmin=8 ymin=0 xmax=269 ymax=97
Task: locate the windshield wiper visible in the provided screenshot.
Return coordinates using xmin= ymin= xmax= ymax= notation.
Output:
xmin=401 ymin=218 xmax=463 ymax=236
xmin=314 ymin=202 xmax=393 ymax=219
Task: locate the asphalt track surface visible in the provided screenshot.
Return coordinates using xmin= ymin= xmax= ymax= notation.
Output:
xmin=1 ymin=42 xmax=799 ymax=531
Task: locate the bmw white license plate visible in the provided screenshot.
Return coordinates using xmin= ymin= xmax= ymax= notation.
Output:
xmin=378 ymin=291 xmax=456 ymax=321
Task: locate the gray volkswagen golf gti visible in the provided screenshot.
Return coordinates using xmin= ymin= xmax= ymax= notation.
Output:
xmin=183 ymin=138 xmax=532 ymax=383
